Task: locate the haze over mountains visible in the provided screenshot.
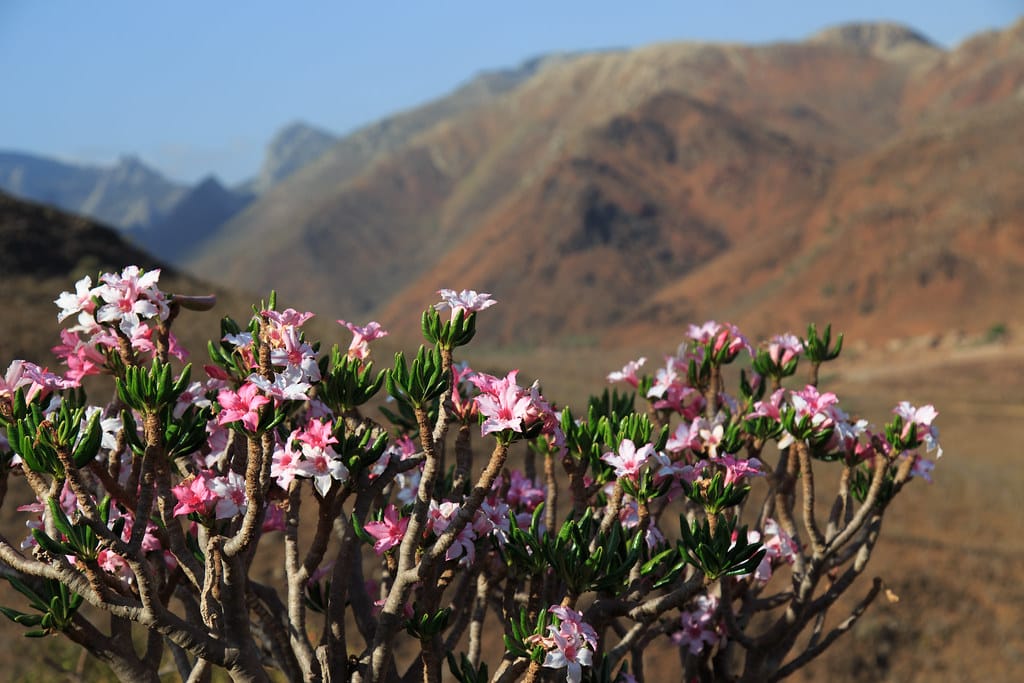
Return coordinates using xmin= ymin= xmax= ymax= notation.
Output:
xmin=4 ymin=19 xmax=1024 ymax=350
xmin=0 ymin=120 xmax=337 ymax=263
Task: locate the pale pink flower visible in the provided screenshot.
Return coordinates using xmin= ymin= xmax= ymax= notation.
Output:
xmin=601 ymin=439 xmax=655 ymax=481
xmin=94 ymin=266 xmax=167 ymax=336
xmin=293 ymin=446 xmax=350 ymax=497
xmin=434 ymin=288 xmax=497 ymax=316
xmin=263 ymin=308 xmax=315 ymax=328
xmin=766 ymin=334 xmax=803 ymax=367
xmin=539 ymin=606 xmax=598 ymax=683
xmin=893 ymin=401 xmax=942 ymax=457
xmin=472 ymin=370 xmax=533 ymax=436
xmin=650 ymin=450 xmax=696 ymax=487
xmin=607 ymin=357 xmax=646 ymax=388
xmin=173 ymin=381 xmax=213 ymax=419
xmin=267 ymin=325 xmax=320 ymax=382
xmin=503 ymin=470 xmax=545 ymax=511
xmin=338 ymin=319 xmax=389 ymax=361
xmin=247 ymin=367 xmax=311 ymax=401
xmin=54 ymin=275 xmax=96 ymax=323
xmin=672 ymin=594 xmax=723 ymax=655
xmin=476 ymin=499 xmax=511 ymax=543
xmin=207 ymin=471 xmax=248 ymax=519
xmin=618 ymin=497 xmax=666 ymax=548
xmin=1 ymin=360 xmax=65 ymax=402
xmin=271 ymin=440 xmax=302 ymax=490
xmin=747 ymin=388 xmax=787 ymax=421
xmin=428 ymin=500 xmax=477 ymax=564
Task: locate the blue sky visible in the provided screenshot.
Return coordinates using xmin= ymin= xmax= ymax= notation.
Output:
xmin=1 ymin=1 xmax=1020 ymax=185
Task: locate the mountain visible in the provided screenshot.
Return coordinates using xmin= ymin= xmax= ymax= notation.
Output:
xmin=0 ymin=190 xmax=250 ymax=367
xmin=190 ymin=53 xmax=588 ymax=281
xmin=240 ymin=122 xmax=337 ymax=194
xmin=182 ymin=19 xmax=1022 ymax=350
xmin=0 ymin=153 xmax=187 ymax=232
xmin=0 ymin=190 xmax=164 ymax=279
xmin=0 ymin=190 xmax=166 ymax=361
xmin=140 ymin=176 xmax=255 ymax=265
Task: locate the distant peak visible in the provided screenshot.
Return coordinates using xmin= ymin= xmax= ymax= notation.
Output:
xmin=809 ymin=21 xmax=940 ymax=57
xmin=270 ymin=121 xmax=337 ymax=147
xmin=194 ymin=174 xmax=226 ymax=192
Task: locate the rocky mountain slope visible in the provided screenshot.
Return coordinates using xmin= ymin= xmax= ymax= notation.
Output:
xmin=184 ymin=19 xmax=1024 ymax=349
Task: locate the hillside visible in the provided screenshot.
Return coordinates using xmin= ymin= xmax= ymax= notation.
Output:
xmin=0 ymin=191 xmax=240 ymax=366
xmin=184 ymin=19 xmax=1022 ymax=351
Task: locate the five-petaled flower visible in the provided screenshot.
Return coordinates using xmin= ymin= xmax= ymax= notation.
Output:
xmin=364 ymin=505 xmax=409 ymax=554
xmin=533 ymin=605 xmax=598 ymax=683
xmin=601 ymin=439 xmax=655 ymax=481
xmin=217 ymin=382 xmax=270 ymax=431
xmin=434 ymin=288 xmax=497 ymax=316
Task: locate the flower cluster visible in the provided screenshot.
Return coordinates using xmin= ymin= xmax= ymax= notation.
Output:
xmin=0 ymin=272 xmax=943 ymax=683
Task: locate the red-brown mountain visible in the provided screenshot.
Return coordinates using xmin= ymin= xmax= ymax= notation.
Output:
xmin=186 ymin=19 xmax=1024 ymax=348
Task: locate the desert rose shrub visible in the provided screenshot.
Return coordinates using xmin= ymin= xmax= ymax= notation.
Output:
xmin=0 ymin=267 xmax=941 ymax=682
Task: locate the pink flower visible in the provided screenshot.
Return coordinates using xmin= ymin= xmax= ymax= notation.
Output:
xmin=271 ymin=440 xmax=302 ymax=490
xmin=503 ymin=470 xmax=545 ymax=511
xmin=172 ymin=475 xmax=215 ymax=517
xmin=688 ymin=321 xmax=750 ymax=361
xmin=672 ymin=594 xmax=723 ymax=655
xmin=267 ymin=325 xmax=320 ymax=382
xmin=539 ymin=606 xmax=598 ymax=683
xmin=601 ymin=439 xmax=655 ymax=481
xmin=747 ymin=388 xmax=787 ymax=421
xmin=766 ymin=333 xmax=803 ymax=367
xmin=293 ymin=446 xmax=350 ymax=497
xmin=607 ymin=357 xmax=646 ymax=388
xmin=450 ymin=362 xmax=479 ymax=422
xmin=893 ymin=401 xmax=942 ymax=457
xmin=1 ymin=360 xmax=66 ymax=402
xmin=434 ymin=288 xmax=497 ymax=316
xmin=472 ymin=370 xmax=533 ymax=436
xmin=338 ymin=320 xmax=389 ymax=361
xmin=295 ymin=419 xmax=338 ymax=450
xmin=206 ymin=471 xmax=248 ymax=519
xmin=52 ymin=330 xmax=106 ymax=386
xmin=718 ymin=455 xmax=764 ymax=486
xmin=426 ymin=500 xmax=478 ymax=565
xmin=217 ymin=382 xmax=270 ymax=431
xmin=94 ymin=266 xmax=168 ymax=336
xmin=618 ymin=498 xmax=665 ymax=548
xmin=262 ymin=308 xmax=315 ymax=328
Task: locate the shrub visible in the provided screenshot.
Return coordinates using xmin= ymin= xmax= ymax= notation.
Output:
xmin=0 ymin=268 xmax=941 ymax=682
